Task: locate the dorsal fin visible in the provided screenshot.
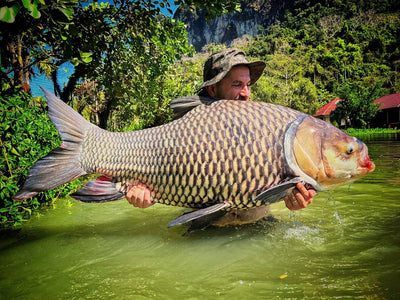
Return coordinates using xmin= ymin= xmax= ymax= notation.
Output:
xmin=170 ymin=96 xmax=218 ymax=119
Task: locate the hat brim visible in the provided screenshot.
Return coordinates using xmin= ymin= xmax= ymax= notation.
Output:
xmin=197 ymin=60 xmax=266 ymax=92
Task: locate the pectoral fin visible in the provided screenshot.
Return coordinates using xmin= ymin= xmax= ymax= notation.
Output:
xmin=168 ymin=201 xmax=231 ymax=228
xmin=252 ymin=177 xmax=304 ymax=205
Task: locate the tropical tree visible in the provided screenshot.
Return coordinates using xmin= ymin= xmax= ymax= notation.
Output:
xmin=1 ymin=0 xmax=242 ymax=129
xmin=249 ymin=51 xmax=319 ymax=114
xmin=64 ymin=3 xmax=195 ymax=129
xmin=331 ymin=82 xmax=384 ymax=128
xmin=0 ymin=0 xmax=78 ymax=91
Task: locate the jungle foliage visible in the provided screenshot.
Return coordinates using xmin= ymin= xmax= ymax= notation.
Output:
xmin=0 ymin=0 xmax=241 ymax=130
xmin=244 ymin=0 xmax=400 ymax=125
xmin=0 ymin=87 xmax=82 ymax=228
xmin=148 ymin=0 xmax=400 ymax=127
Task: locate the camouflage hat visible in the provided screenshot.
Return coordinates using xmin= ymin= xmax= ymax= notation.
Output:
xmin=197 ymin=48 xmax=266 ymax=92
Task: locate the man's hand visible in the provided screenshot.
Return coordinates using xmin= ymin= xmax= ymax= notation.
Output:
xmin=284 ymin=182 xmax=316 ymax=210
xmin=126 ymin=181 xmax=314 ymax=211
xmin=126 ymin=183 xmax=154 ymax=208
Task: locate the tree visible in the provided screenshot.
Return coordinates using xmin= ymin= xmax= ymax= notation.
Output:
xmin=0 ymin=0 xmax=78 ymax=92
xmin=264 ymin=54 xmax=302 ymax=106
xmin=0 ymin=0 xmax=241 ymax=94
xmin=98 ymin=15 xmax=194 ymax=129
xmin=1 ymin=0 xmax=242 ymax=129
xmin=60 ymin=0 xmax=241 ymax=129
xmin=251 ymin=52 xmax=319 ymax=113
xmin=319 ymin=14 xmax=343 ymax=39
xmin=331 ymin=82 xmax=384 ymax=128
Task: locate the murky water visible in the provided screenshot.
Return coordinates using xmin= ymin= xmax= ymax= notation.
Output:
xmin=1 ymin=136 xmax=399 ymax=299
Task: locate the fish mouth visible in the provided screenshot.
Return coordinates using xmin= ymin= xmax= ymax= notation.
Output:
xmin=358 ymin=152 xmax=375 ymax=173
xmin=304 ymin=182 xmax=316 ymax=191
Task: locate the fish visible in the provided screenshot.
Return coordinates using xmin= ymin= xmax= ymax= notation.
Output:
xmin=14 ymin=88 xmax=375 ymax=228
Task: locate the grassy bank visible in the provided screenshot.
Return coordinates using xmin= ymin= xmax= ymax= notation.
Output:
xmin=343 ymin=128 xmax=400 ymax=135
xmin=344 ymin=128 xmax=400 ymax=138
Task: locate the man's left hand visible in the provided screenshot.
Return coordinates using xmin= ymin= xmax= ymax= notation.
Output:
xmin=126 ymin=183 xmax=154 ymax=208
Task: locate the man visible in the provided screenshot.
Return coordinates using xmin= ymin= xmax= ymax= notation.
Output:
xmin=126 ymin=48 xmax=316 ymax=225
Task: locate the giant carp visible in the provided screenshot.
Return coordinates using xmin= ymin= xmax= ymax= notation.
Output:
xmin=14 ymin=89 xmax=375 ymax=227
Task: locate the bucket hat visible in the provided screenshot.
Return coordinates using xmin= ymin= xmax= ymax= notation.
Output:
xmin=197 ymin=48 xmax=266 ymax=92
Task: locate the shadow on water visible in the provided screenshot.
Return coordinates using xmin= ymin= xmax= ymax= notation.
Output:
xmin=0 ymin=206 xmax=281 ymax=252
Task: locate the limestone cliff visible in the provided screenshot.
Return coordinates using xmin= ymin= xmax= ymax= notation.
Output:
xmin=174 ymin=0 xmax=288 ymax=51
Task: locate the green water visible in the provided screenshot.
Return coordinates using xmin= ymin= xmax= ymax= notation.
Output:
xmin=1 ymin=137 xmax=399 ymax=299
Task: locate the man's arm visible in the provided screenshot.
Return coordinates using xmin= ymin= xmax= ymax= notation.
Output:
xmin=127 ymin=182 xmax=315 ymax=210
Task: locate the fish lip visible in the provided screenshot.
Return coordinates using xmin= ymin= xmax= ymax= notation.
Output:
xmin=360 ymin=161 xmax=375 ymax=172
xmin=357 ymin=159 xmax=375 ymax=173
xmin=359 ymin=150 xmax=375 ymax=172
xmin=366 ymin=160 xmax=375 ymax=171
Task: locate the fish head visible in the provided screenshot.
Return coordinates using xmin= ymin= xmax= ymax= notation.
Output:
xmin=292 ymin=117 xmax=375 ymax=191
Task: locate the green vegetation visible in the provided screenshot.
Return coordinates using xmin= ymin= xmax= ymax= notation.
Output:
xmin=344 ymin=127 xmax=400 ymax=142
xmin=1 ymin=0 xmax=399 ymax=228
xmin=345 ymin=128 xmax=400 ymax=135
xmin=0 ymin=87 xmax=81 ymax=228
xmin=331 ymin=82 xmax=384 ymax=128
xmin=0 ymin=0 xmax=240 ymax=129
xmin=243 ymin=0 xmax=400 ymax=128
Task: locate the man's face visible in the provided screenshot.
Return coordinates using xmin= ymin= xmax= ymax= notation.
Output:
xmin=208 ymin=65 xmax=251 ymax=100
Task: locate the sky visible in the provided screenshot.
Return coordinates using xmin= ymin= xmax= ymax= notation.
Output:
xmin=31 ymin=1 xmax=179 ymax=97
xmin=31 ymin=63 xmax=74 ymax=97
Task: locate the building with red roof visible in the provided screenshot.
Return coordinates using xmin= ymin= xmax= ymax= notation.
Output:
xmin=372 ymin=92 xmax=400 ymax=128
xmin=315 ymin=93 xmax=400 ymax=128
xmin=315 ymin=97 xmax=342 ymax=123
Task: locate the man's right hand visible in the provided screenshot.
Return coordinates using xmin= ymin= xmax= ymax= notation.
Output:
xmin=284 ymin=182 xmax=315 ymax=210
xmin=126 ymin=183 xmax=154 ymax=208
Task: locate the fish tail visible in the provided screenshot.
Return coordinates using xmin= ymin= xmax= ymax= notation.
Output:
xmin=13 ymin=88 xmax=93 ymax=200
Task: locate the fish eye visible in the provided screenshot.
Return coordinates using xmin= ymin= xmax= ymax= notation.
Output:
xmin=346 ymin=144 xmax=355 ymax=155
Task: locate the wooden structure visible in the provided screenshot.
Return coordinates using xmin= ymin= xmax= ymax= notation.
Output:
xmin=372 ymin=93 xmax=400 ymax=128
xmin=314 ymin=98 xmax=343 ymax=125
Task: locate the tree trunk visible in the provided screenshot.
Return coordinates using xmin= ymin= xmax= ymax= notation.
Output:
xmin=8 ymin=41 xmax=31 ymax=93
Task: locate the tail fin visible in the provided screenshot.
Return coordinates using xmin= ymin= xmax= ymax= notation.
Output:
xmin=13 ymin=88 xmax=94 ymax=200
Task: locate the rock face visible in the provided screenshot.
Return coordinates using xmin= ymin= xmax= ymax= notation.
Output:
xmin=174 ymin=0 xmax=288 ymax=52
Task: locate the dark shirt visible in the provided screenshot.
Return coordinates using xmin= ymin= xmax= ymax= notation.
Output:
xmin=170 ymin=94 xmax=220 ymax=120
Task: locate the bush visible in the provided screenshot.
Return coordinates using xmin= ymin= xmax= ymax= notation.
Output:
xmin=0 ymin=87 xmax=80 ymax=229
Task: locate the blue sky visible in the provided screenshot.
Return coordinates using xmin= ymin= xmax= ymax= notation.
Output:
xmin=31 ymin=1 xmax=178 ymax=97
xmin=31 ymin=63 xmax=74 ymax=97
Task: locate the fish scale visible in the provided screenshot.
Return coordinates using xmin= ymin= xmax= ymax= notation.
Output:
xmin=79 ymin=100 xmax=300 ymax=209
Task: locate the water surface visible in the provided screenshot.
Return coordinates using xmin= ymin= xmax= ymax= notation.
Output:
xmin=1 ymin=136 xmax=399 ymax=299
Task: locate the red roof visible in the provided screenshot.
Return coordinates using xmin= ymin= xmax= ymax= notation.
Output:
xmin=315 ymin=98 xmax=342 ymax=116
xmin=374 ymin=93 xmax=400 ymax=110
